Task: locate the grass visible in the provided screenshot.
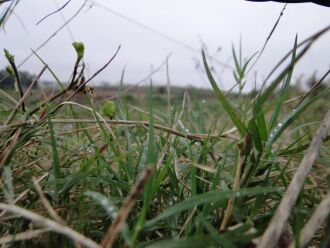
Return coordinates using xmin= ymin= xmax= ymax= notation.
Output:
xmin=0 ymin=16 xmax=330 ymax=248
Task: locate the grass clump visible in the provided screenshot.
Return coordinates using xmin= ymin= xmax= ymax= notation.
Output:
xmin=0 ymin=28 xmax=330 ymax=248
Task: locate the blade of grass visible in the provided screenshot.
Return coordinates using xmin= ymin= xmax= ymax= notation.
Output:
xmin=258 ymin=110 xmax=330 ymax=248
xmin=48 ymin=115 xmax=62 ymax=194
xmin=268 ymin=36 xmax=297 ymax=131
xmin=202 ymin=50 xmax=247 ymax=136
xmin=131 ymin=83 xmax=157 ymax=246
xmin=144 ymin=187 xmax=281 ymax=229
xmin=266 ymin=86 xmax=329 ymax=149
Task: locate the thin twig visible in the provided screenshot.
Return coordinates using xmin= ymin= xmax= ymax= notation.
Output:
xmin=5 ymin=65 xmax=47 ymax=125
xmin=294 ymin=68 xmax=330 ymax=109
xmin=246 ymin=4 xmax=287 ymax=75
xmin=0 ymin=118 xmax=239 ymax=141
xmin=32 ymin=178 xmax=65 ymax=224
xmin=0 ymin=172 xmax=49 ymax=218
xmin=50 ymin=118 xmax=238 ymax=141
xmin=179 ymin=207 xmax=197 ymax=237
xmin=101 ymin=166 xmax=154 ymax=248
xmin=53 ymin=101 xmax=122 ymax=155
xmin=220 ymin=132 xmax=253 ymax=231
xmin=36 ymin=0 xmax=72 ymax=25
xmin=0 ymin=88 xmax=18 ymax=105
xmin=0 ymin=128 xmax=20 ymax=168
xmin=0 ymin=228 xmax=51 ymax=245
xmin=32 ymin=178 xmax=82 ymax=248
xmin=257 ymin=110 xmax=330 ymax=248
xmin=27 ymin=46 xmax=120 ymax=121
xmin=262 ymin=23 xmax=330 ymax=88
xmin=67 ymin=45 xmax=121 ymax=101
xmin=288 ymin=191 xmax=330 ymax=248
xmin=0 ymin=204 xmax=101 ymax=248
xmin=17 ymin=0 xmax=88 ymax=68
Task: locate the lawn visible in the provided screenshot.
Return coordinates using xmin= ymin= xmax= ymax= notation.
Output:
xmin=0 ymin=20 xmax=330 ymax=248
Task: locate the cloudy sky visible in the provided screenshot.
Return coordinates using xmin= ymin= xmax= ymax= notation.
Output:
xmin=0 ymin=0 xmax=329 ymax=90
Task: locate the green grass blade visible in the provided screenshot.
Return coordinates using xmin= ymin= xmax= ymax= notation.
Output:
xmin=85 ymin=191 xmax=132 ymax=246
xmin=256 ymin=36 xmax=298 ymax=107
xmin=248 ymin=118 xmax=263 ymax=153
xmin=132 ymin=83 xmax=157 ymax=245
xmin=48 ymin=116 xmax=62 ymax=190
xmin=269 ymin=36 xmax=297 ymax=130
xmin=3 ymin=166 xmax=14 ymax=203
xmin=202 ymin=50 xmax=247 ymax=136
xmin=253 ymin=105 xmax=268 ymax=142
xmin=266 ymin=87 xmax=329 ymax=148
xmin=197 ymin=214 xmax=236 ymax=247
xmin=144 ymin=187 xmax=281 ymax=229
xmin=141 ymin=235 xmax=221 ymax=248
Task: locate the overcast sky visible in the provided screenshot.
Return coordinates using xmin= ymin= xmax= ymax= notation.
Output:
xmin=0 ymin=0 xmax=329 ymax=90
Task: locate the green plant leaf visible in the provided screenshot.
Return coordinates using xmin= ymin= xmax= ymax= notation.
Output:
xmin=144 ymin=187 xmax=281 ymax=229
xmin=256 ymin=36 xmax=299 ymax=108
xmin=269 ymin=36 xmax=297 ymax=131
xmin=202 ymin=50 xmax=247 ymax=136
xmin=141 ymin=235 xmax=228 ymax=248
xmin=85 ymin=191 xmax=132 ymax=246
xmin=248 ymin=118 xmax=263 ymax=152
xmin=0 ymin=110 xmax=11 ymax=118
xmin=72 ymin=42 xmax=85 ymax=60
xmin=48 ymin=115 xmax=62 ymax=189
xmin=266 ymin=87 xmax=329 ymax=149
xmin=3 ymin=167 xmax=14 ymax=203
xmin=102 ymin=100 xmax=115 ymax=118
xmin=4 ymin=49 xmax=14 ymax=63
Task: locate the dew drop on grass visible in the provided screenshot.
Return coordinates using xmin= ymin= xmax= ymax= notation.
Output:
xmin=86 ymin=144 xmax=96 ymax=154
xmin=178 ymin=120 xmax=189 ymax=134
xmin=178 ymin=120 xmax=184 ymax=129
xmin=64 ymin=124 xmax=73 ymax=131
xmin=269 ymin=122 xmax=284 ymax=141
xmin=101 ymin=198 xmax=108 ymax=206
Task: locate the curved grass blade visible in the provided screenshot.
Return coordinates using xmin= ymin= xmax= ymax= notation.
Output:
xmin=48 ymin=115 xmax=62 ymax=193
xmin=266 ymin=87 xmax=329 ymax=149
xmin=85 ymin=191 xmax=132 ymax=246
xmin=248 ymin=118 xmax=263 ymax=153
xmin=141 ymin=235 xmax=228 ymax=248
xmin=197 ymin=214 xmax=236 ymax=248
xmin=202 ymin=50 xmax=247 ymax=136
xmin=269 ymin=36 xmax=297 ymax=131
xmin=252 ymin=102 xmax=268 ymax=142
xmin=256 ymin=36 xmax=300 ymax=108
xmin=144 ymin=187 xmax=281 ymax=229
xmin=251 ymin=36 xmax=297 ymax=147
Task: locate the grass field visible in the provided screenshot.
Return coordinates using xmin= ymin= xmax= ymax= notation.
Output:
xmin=0 ymin=29 xmax=330 ymax=248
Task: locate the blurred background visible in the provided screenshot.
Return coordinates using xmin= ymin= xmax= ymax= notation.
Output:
xmin=0 ymin=0 xmax=329 ymax=90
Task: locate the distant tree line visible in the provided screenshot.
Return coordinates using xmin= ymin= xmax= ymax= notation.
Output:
xmin=0 ymin=69 xmax=35 ymax=90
